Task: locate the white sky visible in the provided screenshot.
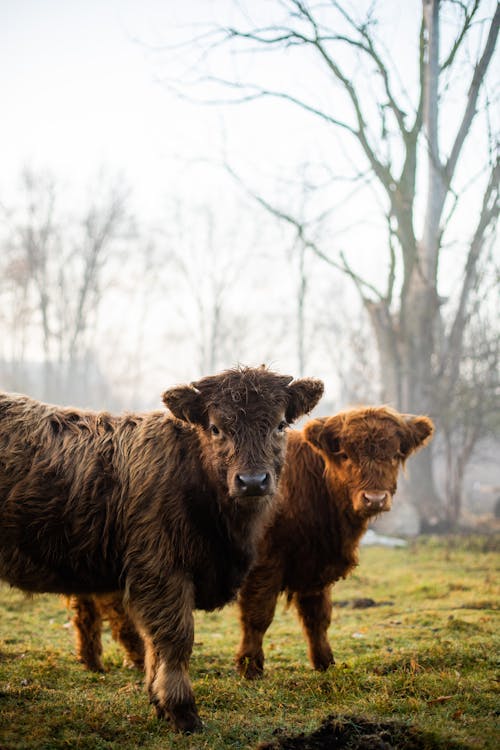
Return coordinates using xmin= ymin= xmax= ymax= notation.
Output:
xmin=0 ymin=0 xmax=418 ymax=217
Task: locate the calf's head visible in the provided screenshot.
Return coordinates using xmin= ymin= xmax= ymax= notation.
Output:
xmin=163 ymin=366 xmax=323 ymax=501
xmin=304 ymin=406 xmax=434 ymax=517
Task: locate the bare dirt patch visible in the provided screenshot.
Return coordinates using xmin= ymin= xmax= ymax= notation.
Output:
xmin=256 ymin=714 xmax=469 ymax=750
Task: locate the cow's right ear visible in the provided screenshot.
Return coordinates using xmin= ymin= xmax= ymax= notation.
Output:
xmin=303 ymin=415 xmax=342 ymax=455
xmin=285 ymin=378 xmax=324 ymax=423
xmin=399 ymin=414 xmax=435 ymax=457
xmin=162 ymin=385 xmax=207 ymax=427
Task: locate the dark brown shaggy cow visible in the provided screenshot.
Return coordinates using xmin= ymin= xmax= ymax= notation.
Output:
xmin=236 ymin=406 xmax=434 ymax=678
xmin=0 ymin=367 xmax=323 ymax=732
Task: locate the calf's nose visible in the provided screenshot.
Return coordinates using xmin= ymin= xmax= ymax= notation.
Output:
xmin=235 ymin=472 xmax=271 ymax=496
xmin=362 ymin=491 xmax=388 ymax=511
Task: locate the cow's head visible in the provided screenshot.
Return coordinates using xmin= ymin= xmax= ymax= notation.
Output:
xmin=303 ymin=406 xmax=434 ymax=517
xmin=163 ymin=366 xmax=323 ymax=502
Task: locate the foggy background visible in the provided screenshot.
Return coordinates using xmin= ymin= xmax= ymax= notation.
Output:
xmin=1 ymin=0 xmax=498 ymax=534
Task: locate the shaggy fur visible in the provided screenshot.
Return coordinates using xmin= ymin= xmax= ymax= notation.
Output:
xmin=0 ymin=366 xmax=323 ymax=733
xmin=236 ymin=406 xmax=434 ymax=678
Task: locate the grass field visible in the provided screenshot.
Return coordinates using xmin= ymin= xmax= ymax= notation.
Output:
xmin=0 ymin=536 xmax=498 ymax=749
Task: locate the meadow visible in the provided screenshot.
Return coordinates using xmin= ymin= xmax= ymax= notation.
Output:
xmin=0 ymin=536 xmax=498 ymax=749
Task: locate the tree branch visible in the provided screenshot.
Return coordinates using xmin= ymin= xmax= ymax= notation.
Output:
xmin=325 ymin=0 xmax=409 ymax=135
xmin=440 ymin=0 xmax=481 ymax=71
xmin=445 ymin=156 xmax=499 ymax=377
xmin=218 ymin=7 xmax=397 ymax=196
xmin=223 ymin=162 xmax=385 ymax=300
xmin=445 ymin=3 xmax=500 ymax=183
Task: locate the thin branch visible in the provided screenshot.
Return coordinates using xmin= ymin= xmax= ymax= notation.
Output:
xmin=205 ymin=76 xmax=359 ymax=133
xmin=445 ymin=156 xmax=500 ymax=375
xmin=445 ymin=3 xmax=500 ymax=183
xmin=325 ymin=0 xmax=408 ymax=135
xmin=440 ymin=0 xmax=481 ymax=71
xmin=218 ymin=11 xmax=397 ymax=196
xmin=223 ymin=162 xmax=384 ymax=300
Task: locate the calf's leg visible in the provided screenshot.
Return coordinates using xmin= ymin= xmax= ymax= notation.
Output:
xmin=294 ymin=586 xmax=334 ymax=671
xmin=128 ymin=571 xmax=202 ymax=733
xmin=100 ymin=593 xmax=145 ymax=669
xmin=71 ymin=595 xmax=105 ymax=672
xmin=236 ymin=565 xmax=281 ymax=679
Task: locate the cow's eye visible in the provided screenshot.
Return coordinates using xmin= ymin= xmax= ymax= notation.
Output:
xmin=209 ymin=424 xmax=221 ymax=436
xmin=277 ymin=420 xmax=288 ymax=434
xmin=335 ymin=451 xmax=348 ymax=461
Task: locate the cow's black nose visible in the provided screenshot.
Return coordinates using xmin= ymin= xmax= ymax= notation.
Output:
xmin=236 ymin=472 xmax=270 ymax=496
xmin=362 ymin=491 xmax=387 ymax=510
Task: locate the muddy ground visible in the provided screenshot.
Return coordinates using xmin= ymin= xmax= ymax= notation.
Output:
xmin=256 ymin=714 xmax=470 ymax=750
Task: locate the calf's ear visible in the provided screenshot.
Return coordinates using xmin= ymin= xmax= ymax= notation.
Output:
xmin=303 ymin=415 xmax=342 ymax=455
xmin=162 ymin=385 xmax=207 ymax=427
xmin=285 ymin=378 xmax=324 ymax=423
xmin=400 ymin=415 xmax=434 ymax=456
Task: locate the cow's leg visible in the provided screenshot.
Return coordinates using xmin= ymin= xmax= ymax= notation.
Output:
xmin=294 ymin=586 xmax=334 ymax=671
xmin=71 ymin=595 xmax=105 ymax=672
xmin=128 ymin=571 xmax=202 ymax=733
xmin=101 ymin=593 xmax=145 ymax=670
xmin=236 ymin=565 xmax=281 ymax=679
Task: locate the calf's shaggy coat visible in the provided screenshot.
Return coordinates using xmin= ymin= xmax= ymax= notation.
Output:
xmin=236 ymin=406 xmax=434 ymax=678
xmin=0 ymin=367 xmax=323 ymax=732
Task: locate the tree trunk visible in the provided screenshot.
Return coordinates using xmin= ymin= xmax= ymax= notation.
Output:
xmin=366 ymin=289 xmax=442 ymax=528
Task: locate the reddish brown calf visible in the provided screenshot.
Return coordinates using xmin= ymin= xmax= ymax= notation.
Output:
xmin=0 ymin=367 xmax=323 ymax=732
xmin=236 ymin=406 xmax=434 ymax=677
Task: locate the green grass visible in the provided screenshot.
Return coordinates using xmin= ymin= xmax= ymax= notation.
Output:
xmin=0 ymin=536 xmax=498 ymax=749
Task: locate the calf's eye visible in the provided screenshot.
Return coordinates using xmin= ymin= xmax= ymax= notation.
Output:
xmin=209 ymin=424 xmax=220 ymax=436
xmin=277 ymin=420 xmax=288 ymax=433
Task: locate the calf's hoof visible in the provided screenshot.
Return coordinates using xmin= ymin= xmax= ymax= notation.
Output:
xmin=312 ymin=652 xmax=335 ymax=672
xmin=236 ymin=655 xmax=264 ymax=680
xmin=168 ymin=701 xmax=203 ymax=733
xmin=78 ymin=657 xmax=105 ymax=673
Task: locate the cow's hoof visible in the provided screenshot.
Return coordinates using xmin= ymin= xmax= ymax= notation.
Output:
xmin=79 ymin=657 xmax=105 ymax=673
xmin=236 ymin=656 xmax=264 ymax=680
xmin=312 ymin=654 xmax=335 ymax=671
xmin=169 ymin=702 xmax=203 ymax=734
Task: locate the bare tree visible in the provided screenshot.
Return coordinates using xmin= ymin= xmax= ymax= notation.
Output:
xmin=165 ymin=199 xmax=256 ymax=378
xmin=3 ymin=169 xmax=60 ymax=394
xmin=178 ymin=0 xmax=499 ymax=527
xmin=0 ymin=169 xmax=132 ymax=404
xmin=439 ymin=297 xmax=500 ymax=527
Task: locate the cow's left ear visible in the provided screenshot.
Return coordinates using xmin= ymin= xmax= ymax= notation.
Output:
xmin=303 ymin=414 xmax=345 ymax=455
xmin=285 ymin=378 xmax=324 ymax=423
xmin=162 ymin=385 xmax=207 ymax=427
xmin=399 ymin=415 xmax=435 ymax=456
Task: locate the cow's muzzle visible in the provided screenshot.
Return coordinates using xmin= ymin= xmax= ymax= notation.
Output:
xmin=362 ymin=491 xmax=390 ymax=512
xmin=233 ymin=472 xmax=272 ymax=498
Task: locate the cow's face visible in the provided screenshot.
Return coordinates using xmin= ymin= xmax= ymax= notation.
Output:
xmin=303 ymin=407 xmax=434 ymax=518
xmin=163 ymin=367 xmax=323 ymax=503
